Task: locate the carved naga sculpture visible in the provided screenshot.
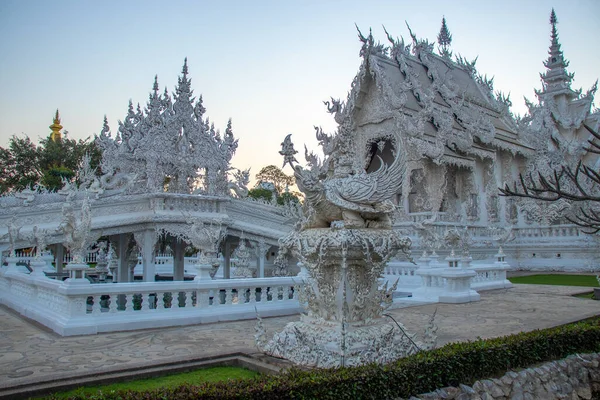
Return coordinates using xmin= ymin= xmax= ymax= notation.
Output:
xmin=227 ymin=168 xmax=250 ymax=198
xmin=280 ymin=128 xmax=406 ymax=229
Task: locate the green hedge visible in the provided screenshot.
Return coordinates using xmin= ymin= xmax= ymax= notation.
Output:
xmin=48 ymin=318 xmax=600 ymax=400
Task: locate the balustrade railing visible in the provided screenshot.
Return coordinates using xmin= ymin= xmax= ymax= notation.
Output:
xmin=383 ymin=262 xmax=419 ymax=277
xmin=468 ymin=264 xmax=511 ymax=290
xmin=514 ymin=225 xmax=581 ymax=239
xmin=83 ymin=279 xmax=298 ymax=314
xmin=0 ymin=269 xmax=301 ymax=335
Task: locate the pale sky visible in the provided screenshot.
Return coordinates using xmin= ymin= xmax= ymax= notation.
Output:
xmin=0 ymin=0 xmax=598 ymax=176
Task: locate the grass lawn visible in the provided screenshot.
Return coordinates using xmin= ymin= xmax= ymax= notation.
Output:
xmin=508 ymin=274 xmax=599 ymax=287
xmin=42 ymin=366 xmax=259 ymax=399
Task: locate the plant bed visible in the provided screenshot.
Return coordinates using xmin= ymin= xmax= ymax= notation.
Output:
xmin=42 ymin=318 xmax=600 ymax=399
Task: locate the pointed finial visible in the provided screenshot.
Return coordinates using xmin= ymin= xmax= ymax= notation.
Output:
xmin=550 ymin=8 xmax=557 ymax=25
xmin=538 ymin=8 xmax=576 ymax=99
xmin=49 ymin=109 xmax=63 ymax=142
xmin=405 ymin=21 xmax=417 ymax=44
xmin=437 ymin=16 xmax=453 ymax=58
xmin=182 ymin=57 xmax=188 ymax=75
xmin=101 ymin=115 xmax=111 ymax=137
xmin=152 ymin=75 xmax=159 ymax=93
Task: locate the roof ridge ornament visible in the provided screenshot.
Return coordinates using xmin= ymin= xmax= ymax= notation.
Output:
xmin=355 ymin=24 xmax=386 ymax=58
xmin=536 ymin=8 xmax=578 ymax=101
xmin=437 ymin=16 xmax=453 ymax=59
xmin=382 ymin=25 xmax=411 ymax=58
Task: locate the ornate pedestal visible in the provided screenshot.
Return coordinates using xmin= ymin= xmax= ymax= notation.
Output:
xmin=259 ymin=228 xmax=420 ymax=367
xmin=29 ymin=259 xmax=48 ymax=277
xmin=193 ymin=262 xmax=217 ymax=281
xmin=64 ymin=263 xmax=91 ymax=285
xmin=5 ymin=256 xmax=27 ymax=274
xmin=41 ymin=253 xmax=55 ymax=273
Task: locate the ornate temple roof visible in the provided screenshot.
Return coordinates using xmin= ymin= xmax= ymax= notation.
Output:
xmin=329 ymin=21 xmax=535 ymax=169
xmin=96 ymin=59 xmax=238 ymax=195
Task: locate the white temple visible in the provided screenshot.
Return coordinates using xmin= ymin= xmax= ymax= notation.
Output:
xmin=0 ymin=11 xmax=598 ymax=339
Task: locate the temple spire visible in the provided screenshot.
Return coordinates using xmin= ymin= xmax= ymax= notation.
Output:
xmin=437 ymin=17 xmax=452 ymax=58
xmin=49 ymin=109 xmax=63 ymax=142
xmin=537 ymin=9 xmax=577 ymax=100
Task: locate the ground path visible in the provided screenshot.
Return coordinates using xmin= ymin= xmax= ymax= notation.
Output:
xmin=0 ymin=284 xmax=598 ymax=394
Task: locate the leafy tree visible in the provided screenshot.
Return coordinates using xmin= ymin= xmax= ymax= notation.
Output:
xmin=0 ymin=132 xmax=102 ymax=194
xmin=38 ymin=135 xmax=101 ymax=191
xmin=255 ymin=165 xmax=295 ymax=194
xmin=247 ymin=187 xmax=274 ymax=202
xmin=277 ymin=191 xmax=301 ymax=206
xmin=0 ymin=136 xmax=41 ymax=193
xmin=42 ymin=166 xmax=76 ymax=192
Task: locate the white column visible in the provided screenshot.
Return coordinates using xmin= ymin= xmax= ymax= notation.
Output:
xmin=224 ymin=241 xmax=231 ymax=279
xmin=141 ymin=230 xmax=156 ymax=282
xmin=173 ymin=239 xmax=185 ymax=281
xmin=259 ymin=253 xmax=265 ymax=278
xmin=257 ymin=241 xmax=268 ymax=279
xmin=117 ymin=233 xmax=129 ymax=283
xmin=54 ymin=244 xmax=64 ymax=276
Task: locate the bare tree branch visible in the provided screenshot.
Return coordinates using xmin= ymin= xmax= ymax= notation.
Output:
xmin=500 ymin=126 xmax=600 ymax=234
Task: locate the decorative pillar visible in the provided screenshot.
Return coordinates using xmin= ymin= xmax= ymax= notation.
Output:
xmin=173 ymin=238 xmax=185 ymax=281
xmin=257 ymin=241 xmax=268 ymax=278
xmin=495 ymin=246 xmax=506 ymax=264
xmin=117 ymin=233 xmax=130 ymax=283
xmin=445 ymin=249 xmax=460 ymax=268
xmin=54 ymin=244 xmax=65 ymax=276
xmin=224 ymin=241 xmax=231 ymax=279
xmin=136 ymin=230 xmax=156 ymax=282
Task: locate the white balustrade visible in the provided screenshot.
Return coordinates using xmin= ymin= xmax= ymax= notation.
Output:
xmin=0 ymin=269 xmax=302 ymax=336
xmin=470 ymin=265 xmax=512 ymax=291
xmin=382 ymin=261 xmax=421 ymax=289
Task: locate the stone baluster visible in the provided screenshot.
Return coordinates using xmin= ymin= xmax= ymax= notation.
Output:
xmin=91 ymin=295 xmax=102 ymax=314
xmin=141 ymin=293 xmax=150 ymax=311
xmin=259 ymin=286 xmax=266 ymax=302
xmin=156 ymin=292 xmax=165 ymax=310
xmin=125 ymin=294 xmax=134 ymax=312
xmin=109 ymin=295 xmax=118 ymax=313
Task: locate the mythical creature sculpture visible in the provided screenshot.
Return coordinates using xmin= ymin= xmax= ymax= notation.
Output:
xmin=4 ymin=216 xmax=21 ymax=257
xmin=444 ymin=226 xmax=473 ymax=255
xmin=280 ymin=131 xmax=406 ymax=229
xmin=30 ymin=226 xmax=48 ymax=259
xmin=411 ymin=212 xmax=441 ymax=251
xmin=228 ymin=168 xmax=250 ymax=198
xmin=232 ymin=238 xmax=254 ymax=278
xmin=183 ymin=217 xmax=226 ymax=267
xmin=57 ymin=198 xmax=93 ymax=264
xmin=443 ymin=227 xmax=461 ymax=250
xmin=14 ymin=186 xmax=37 ymax=206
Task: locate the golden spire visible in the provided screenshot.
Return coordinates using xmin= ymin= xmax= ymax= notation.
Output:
xmin=49 ymin=109 xmax=63 ymax=142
